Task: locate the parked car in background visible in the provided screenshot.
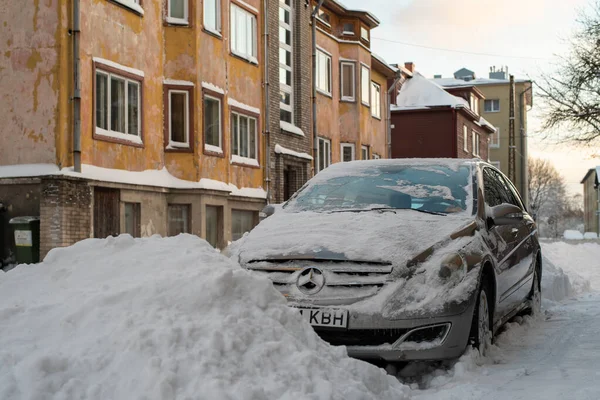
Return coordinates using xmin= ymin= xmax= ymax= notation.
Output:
xmin=230 ymin=159 xmax=541 ymax=362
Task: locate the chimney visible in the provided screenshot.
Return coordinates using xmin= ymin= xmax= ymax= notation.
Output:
xmin=404 ymin=62 xmax=415 ymax=73
xmin=489 ymin=66 xmax=507 ymax=80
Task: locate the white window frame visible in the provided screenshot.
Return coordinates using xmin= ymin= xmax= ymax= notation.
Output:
xmin=341 ymin=143 xmax=355 ymax=162
xmin=342 ymin=22 xmax=355 ymax=35
xmin=469 ymin=94 xmax=479 ymax=115
xmin=372 ymin=153 xmax=380 ymax=160
xmin=203 ymin=0 xmax=221 ymax=34
xmin=463 ymin=125 xmax=468 ymax=152
xmin=95 ymin=68 xmax=141 ymax=143
xmin=361 ymin=145 xmax=368 ymax=160
xmin=317 ymin=137 xmax=331 ymax=172
xmin=231 ymin=111 xmax=258 ymax=161
xmin=371 ymin=81 xmax=381 ymax=118
xmin=361 ymin=64 xmax=370 ymax=106
xmin=167 ymin=0 xmax=189 ymax=25
xmin=203 ymin=94 xmax=223 ymax=152
xmin=472 ymin=131 xmax=480 ymax=157
xmin=316 ymin=49 xmax=332 ymax=95
xmin=490 ymin=126 xmax=500 ymax=148
xmin=484 ymin=99 xmax=500 ymax=113
xmin=340 ymin=61 xmax=355 ymax=101
xmin=230 ymin=4 xmax=258 ymax=63
xmin=360 ymin=26 xmax=369 ymax=42
xmin=168 ymin=89 xmax=189 ymax=148
xmin=279 ymin=0 xmax=294 ymax=123
xmin=315 ymin=8 xmax=331 ymax=26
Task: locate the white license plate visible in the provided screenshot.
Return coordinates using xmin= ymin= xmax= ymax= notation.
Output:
xmin=297 ymin=308 xmax=348 ymax=328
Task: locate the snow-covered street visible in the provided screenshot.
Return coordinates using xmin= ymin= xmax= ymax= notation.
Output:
xmin=411 ymin=241 xmax=600 ymax=399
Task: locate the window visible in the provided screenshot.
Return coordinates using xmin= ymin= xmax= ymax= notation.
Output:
xmin=490 ymin=126 xmax=500 ymax=148
xmin=372 ymin=153 xmax=380 ymax=160
xmin=168 ymin=90 xmax=189 ymax=147
xmin=469 ymin=94 xmax=479 ymax=115
xmin=472 ymin=131 xmax=480 ymax=157
xmin=204 ymin=95 xmax=222 ymax=151
xmin=168 ymin=204 xmax=190 ymax=236
xmin=463 ymin=125 xmax=468 ymax=152
xmin=123 ymin=202 xmax=141 ymax=237
xmin=484 ymin=99 xmax=500 ymax=113
xmin=316 ymin=50 xmax=332 ymax=95
xmin=483 ymin=168 xmax=522 ymax=208
xmin=95 ymin=68 xmax=141 ymax=141
xmin=279 ymin=0 xmax=293 ymax=123
xmin=316 ymin=8 xmax=330 ymax=25
xmin=371 ymin=82 xmax=381 ymax=118
xmin=361 ymin=65 xmax=370 ymax=106
xmin=340 ymin=62 xmax=355 ymax=101
xmin=318 ymin=137 xmax=331 ymax=172
xmin=232 ymin=210 xmax=257 ymax=241
xmin=204 ymin=0 xmax=221 ymax=33
xmin=230 ymin=4 xmax=257 ymax=62
xmin=361 ymin=145 xmax=368 ymax=160
xmin=341 ymin=143 xmax=355 ymax=162
xmin=231 ymin=112 xmax=258 ymax=160
xmin=205 ymin=205 xmax=223 ymax=248
xmin=342 ymin=22 xmax=355 ymax=35
xmin=360 ymin=26 xmax=369 ymax=42
xmin=167 ymin=0 xmax=188 ymax=24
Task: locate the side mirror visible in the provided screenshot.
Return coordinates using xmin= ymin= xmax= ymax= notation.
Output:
xmin=490 ymin=203 xmax=523 ymax=226
xmin=259 ymin=204 xmax=277 ymax=221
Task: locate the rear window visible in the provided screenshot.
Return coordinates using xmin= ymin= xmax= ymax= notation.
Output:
xmin=285 ymin=164 xmax=472 ymax=214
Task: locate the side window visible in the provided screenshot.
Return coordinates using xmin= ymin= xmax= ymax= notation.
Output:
xmin=483 ymin=168 xmax=511 ymax=207
xmin=499 ymin=173 xmax=525 ymax=210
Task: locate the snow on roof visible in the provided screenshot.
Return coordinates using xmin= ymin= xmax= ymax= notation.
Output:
xmin=0 ymin=163 xmax=60 ymax=179
xmin=432 ymin=77 xmax=531 ymax=88
xmin=0 ymin=235 xmax=410 ymax=399
xmin=475 ymin=116 xmax=497 ymax=133
xmin=274 ymin=144 xmax=313 ymax=160
xmin=371 ymin=53 xmax=398 ymax=74
xmin=392 ymin=72 xmax=469 ymax=111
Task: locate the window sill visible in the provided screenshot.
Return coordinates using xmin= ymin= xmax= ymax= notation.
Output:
xmin=489 ymin=145 xmax=500 ymax=149
xmin=204 ymin=144 xmax=224 ymax=157
xmin=340 ymin=97 xmax=356 ymax=103
xmin=165 ymin=17 xmax=189 ymax=26
xmin=371 ymin=115 xmax=382 ymax=121
xmin=94 ymin=128 xmax=144 ymax=148
xmin=231 ymin=155 xmax=260 ymax=169
xmin=317 ymin=89 xmax=333 ymax=98
xmin=280 ymin=121 xmax=305 ymax=136
xmin=203 ymin=27 xmax=223 ymax=39
xmin=165 ymin=142 xmax=192 ymax=153
xmin=484 ymin=110 xmax=500 ymax=113
xmin=231 ymin=51 xmax=258 ymax=66
xmin=361 ymin=101 xmax=371 ymax=108
xmin=108 ymin=0 xmax=144 ymax=16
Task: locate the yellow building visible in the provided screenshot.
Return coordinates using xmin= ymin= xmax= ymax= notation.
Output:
xmin=581 ymin=168 xmax=600 ymax=234
xmin=433 ymin=68 xmax=533 ymax=206
xmin=0 ymin=0 xmax=266 ymax=260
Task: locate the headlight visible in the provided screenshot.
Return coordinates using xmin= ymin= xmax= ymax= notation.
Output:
xmin=438 ymin=253 xmax=467 ymax=280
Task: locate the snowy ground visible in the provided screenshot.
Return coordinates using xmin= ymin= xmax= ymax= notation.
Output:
xmin=408 ymin=241 xmax=600 ymax=399
xmin=1 ymin=237 xmax=598 ymax=399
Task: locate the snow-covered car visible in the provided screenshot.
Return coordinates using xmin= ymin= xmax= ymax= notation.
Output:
xmin=232 ymin=159 xmax=541 ymax=362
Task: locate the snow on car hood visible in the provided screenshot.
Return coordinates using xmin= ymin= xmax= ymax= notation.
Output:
xmin=235 ymin=209 xmax=474 ymax=266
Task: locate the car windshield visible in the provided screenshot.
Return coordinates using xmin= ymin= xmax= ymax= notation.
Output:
xmin=285 ymin=163 xmax=472 ymax=214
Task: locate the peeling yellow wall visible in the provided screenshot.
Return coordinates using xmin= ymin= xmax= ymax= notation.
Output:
xmin=0 ymin=0 xmax=61 ymax=165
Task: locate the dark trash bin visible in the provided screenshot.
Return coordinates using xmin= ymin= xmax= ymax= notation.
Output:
xmin=9 ymin=216 xmax=40 ymax=264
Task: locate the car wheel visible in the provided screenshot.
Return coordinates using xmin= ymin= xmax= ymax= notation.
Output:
xmin=470 ymin=279 xmax=492 ymax=355
xmin=525 ymin=267 xmax=541 ymax=316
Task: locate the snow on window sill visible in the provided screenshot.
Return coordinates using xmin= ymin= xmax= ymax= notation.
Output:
xmin=341 ymin=96 xmax=355 ymax=102
xmin=342 ymin=31 xmax=355 ymax=36
xmin=95 ymin=128 xmax=143 ymax=145
xmin=231 ymin=155 xmax=259 ymax=167
xmin=205 ymin=144 xmax=224 ymax=154
xmin=165 ymin=16 xmax=189 ymax=26
xmin=203 ymin=27 xmax=223 ymax=38
xmin=231 ymin=51 xmax=258 ymax=65
xmin=279 ymin=121 xmax=305 ymax=137
xmin=166 ymin=141 xmax=190 ymax=150
xmin=111 ymin=0 xmax=144 ymax=15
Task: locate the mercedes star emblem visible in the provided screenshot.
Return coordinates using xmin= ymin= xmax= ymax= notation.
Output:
xmin=296 ymin=267 xmax=326 ymax=295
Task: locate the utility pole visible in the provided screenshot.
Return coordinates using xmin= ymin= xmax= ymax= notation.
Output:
xmin=508 ymin=75 xmax=516 ymax=183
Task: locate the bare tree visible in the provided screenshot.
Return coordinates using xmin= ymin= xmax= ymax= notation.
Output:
xmin=528 ymin=158 xmax=565 ymax=217
xmin=537 ymin=1 xmax=600 ymax=143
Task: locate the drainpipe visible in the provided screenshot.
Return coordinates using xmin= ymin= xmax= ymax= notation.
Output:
xmin=519 ymin=84 xmax=533 ymax=209
xmin=72 ymin=0 xmax=82 ymax=172
xmin=263 ymin=0 xmax=271 ymax=203
xmin=311 ymin=0 xmax=325 ymax=175
xmin=386 ymin=71 xmax=402 ymax=159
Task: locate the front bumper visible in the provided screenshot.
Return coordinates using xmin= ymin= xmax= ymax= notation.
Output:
xmin=294 ymin=297 xmax=477 ymax=362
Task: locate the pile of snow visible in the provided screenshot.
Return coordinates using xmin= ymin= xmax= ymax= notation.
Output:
xmin=584 ymin=232 xmax=598 ymax=239
xmin=542 ymin=241 xmax=600 ymax=290
xmin=0 ymin=235 xmax=410 ymax=400
xmin=563 ymin=230 xmax=584 ymax=240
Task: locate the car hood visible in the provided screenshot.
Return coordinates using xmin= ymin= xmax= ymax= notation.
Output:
xmin=235 ymin=209 xmax=474 ymax=266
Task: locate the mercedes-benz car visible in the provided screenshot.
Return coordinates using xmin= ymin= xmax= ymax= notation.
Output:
xmin=229 ymin=159 xmax=541 ymax=361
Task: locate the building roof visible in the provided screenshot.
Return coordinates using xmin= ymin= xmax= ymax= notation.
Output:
xmin=371 ymin=53 xmax=398 ymax=79
xmin=581 ymin=167 xmax=600 ymax=185
xmin=392 ymin=72 xmax=469 ymax=111
xmin=431 ymin=77 xmax=532 ymax=88
xmin=324 ymin=0 xmax=380 ymax=28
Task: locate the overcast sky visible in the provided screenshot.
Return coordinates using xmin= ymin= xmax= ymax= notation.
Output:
xmin=342 ymin=0 xmax=598 ymax=196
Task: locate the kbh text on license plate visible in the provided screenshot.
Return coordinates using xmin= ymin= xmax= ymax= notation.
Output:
xmin=297 ymin=308 xmax=348 ymax=328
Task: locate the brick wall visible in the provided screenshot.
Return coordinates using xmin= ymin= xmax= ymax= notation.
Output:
xmin=267 ymin=0 xmax=312 ymax=204
xmin=456 ymin=111 xmax=490 ymax=161
xmin=391 ymin=109 xmax=455 ymax=158
xmin=40 ymin=177 xmax=92 ymax=259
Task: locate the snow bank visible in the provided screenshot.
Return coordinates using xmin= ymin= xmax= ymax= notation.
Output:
xmin=584 ymin=232 xmax=598 ymax=239
xmin=563 ymin=230 xmax=584 ymax=240
xmin=0 ymin=235 xmax=409 ymax=400
xmin=541 ymin=241 xmax=600 ymax=290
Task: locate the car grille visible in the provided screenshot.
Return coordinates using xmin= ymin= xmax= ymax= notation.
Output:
xmin=245 ymin=259 xmax=393 ymax=304
xmin=314 ymin=324 xmax=450 ymax=347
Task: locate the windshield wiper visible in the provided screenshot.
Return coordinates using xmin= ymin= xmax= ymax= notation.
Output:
xmin=331 ymin=207 xmax=397 ymax=214
xmin=407 ymin=208 xmax=447 ymax=216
